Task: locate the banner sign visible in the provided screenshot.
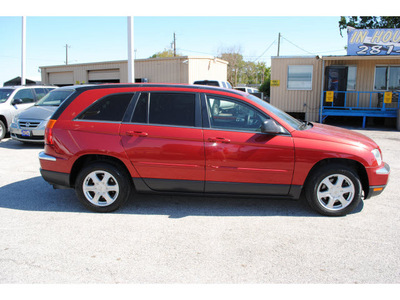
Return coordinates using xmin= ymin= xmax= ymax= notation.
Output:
xmin=347 ymin=28 xmax=400 ymax=56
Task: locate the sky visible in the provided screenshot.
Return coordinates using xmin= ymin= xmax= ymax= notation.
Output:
xmin=0 ymin=1 xmax=396 ymax=86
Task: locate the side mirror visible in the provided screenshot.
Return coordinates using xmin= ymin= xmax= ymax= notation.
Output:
xmin=261 ymin=119 xmax=281 ymax=134
xmin=12 ymin=99 xmax=23 ymax=105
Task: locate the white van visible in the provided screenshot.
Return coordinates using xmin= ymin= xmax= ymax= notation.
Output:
xmin=234 ymin=87 xmax=259 ymax=93
xmin=193 ymin=80 xmax=232 ymax=89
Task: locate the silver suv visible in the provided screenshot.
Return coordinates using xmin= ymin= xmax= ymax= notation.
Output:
xmin=0 ymin=85 xmax=56 ymax=141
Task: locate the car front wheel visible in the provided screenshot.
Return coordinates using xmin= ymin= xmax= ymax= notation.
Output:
xmin=75 ymin=162 xmax=132 ymax=212
xmin=0 ymin=120 xmax=6 ymax=140
xmin=305 ymin=164 xmax=362 ymax=216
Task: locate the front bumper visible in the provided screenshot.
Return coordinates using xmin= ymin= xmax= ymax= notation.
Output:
xmin=366 ymin=162 xmax=390 ymax=199
xmin=10 ymin=119 xmax=46 ymax=143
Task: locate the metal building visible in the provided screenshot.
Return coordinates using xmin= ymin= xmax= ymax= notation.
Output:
xmin=271 ymin=28 xmax=400 ymax=127
xmin=40 ymin=56 xmax=228 ymax=87
xmin=271 ymin=55 xmax=400 ymax=126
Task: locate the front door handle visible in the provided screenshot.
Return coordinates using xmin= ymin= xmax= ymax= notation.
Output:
xmin=126 ymin=131 xmax=148 ymax=137
xmin=208 ymin=137 xmax=231 ymax=144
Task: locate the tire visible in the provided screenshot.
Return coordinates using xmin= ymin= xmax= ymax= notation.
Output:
xmin=305 ymin=163 xmax=362 ymax=216
xmin=0 ymin=120 xmax=6 ymax=141
xmin=75 ymin=162 xmax=132 ymax=212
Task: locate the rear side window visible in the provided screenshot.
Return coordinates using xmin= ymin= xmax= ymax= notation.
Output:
xmin=34 ymin=88 xmax=46 ymax=100
xmin=77 ymin=93 xmax=133 ymax=122
xmin=131 ymin=92 xmax=196 ymax=127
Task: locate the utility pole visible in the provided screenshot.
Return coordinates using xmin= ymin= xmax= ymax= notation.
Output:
xmin=173 ymin=32 xmax=176 ymax=57
xmin=277 ymin=32 xmax=281 ymax=57
xmin=127 ymin=16 xmax=135 ymax=83
xmin=65 ymin=44 xmax=71 ymax=65
xmin=21 ymin=16 xmax=26 ymax=85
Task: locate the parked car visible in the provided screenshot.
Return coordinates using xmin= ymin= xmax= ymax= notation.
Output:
xmin=10 ymin=87 xmax=75 ymax=143
xmin=234 ymin=86 xmax=259 ymax=93
xmin=38 ymin=83 xmax=390 ymax=216
xmin=0 ymin=85 xmax=56 ymax=141
xmin=193 ymin=80 xmax=232 ymax=89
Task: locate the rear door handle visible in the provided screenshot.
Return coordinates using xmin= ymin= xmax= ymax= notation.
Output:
xmin=126 ymin=131 xmax=148 ymax=137
xmin=208 ymin=137 xmax=231 ymax=144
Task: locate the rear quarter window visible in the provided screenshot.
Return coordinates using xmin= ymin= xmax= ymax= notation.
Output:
xmin=77 ymin=93 xmax=134 ymax=122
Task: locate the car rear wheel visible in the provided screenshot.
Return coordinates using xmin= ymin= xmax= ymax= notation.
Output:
xmin=75 ymin=162 xmax=132 ymax=212
xmin=305 ymin=164 xmax=362 ymax=216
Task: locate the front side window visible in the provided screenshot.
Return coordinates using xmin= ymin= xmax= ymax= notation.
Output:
xmin=131 ymin=93 xmax=196 ymax=127
xmin=374 ymin=66 xmax=400 ymax=90
xmin=287 ymin=65 xmax=313 ymax=90
xmin=77 ymin=93 xmax=133 ymax=122
xmin=13 ymin=89 xmax=35 ymax=103
xmin=206 ymin=95 xmax=268 ymax=132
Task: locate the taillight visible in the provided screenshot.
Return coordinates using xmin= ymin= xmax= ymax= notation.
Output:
xmin=45 ymin=119 xmax=57 ymax=145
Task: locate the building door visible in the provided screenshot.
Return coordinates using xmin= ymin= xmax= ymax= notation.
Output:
xmin=324 ymin=66 xmax=348 ymax=106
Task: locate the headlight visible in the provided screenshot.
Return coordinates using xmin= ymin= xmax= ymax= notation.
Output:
xmin=371 ymin=149 xmax=382 ymax=166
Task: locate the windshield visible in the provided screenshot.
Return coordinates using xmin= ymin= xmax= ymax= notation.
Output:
xmin=0 ymin=89 xmax=14 ymax=104
xmin=194 ymin=81 xmax=219 ymax=87
xmin=246 ymin=94 xmax=303 ymax=130
xmin=35 ymin=90 xmax=74 ymax=106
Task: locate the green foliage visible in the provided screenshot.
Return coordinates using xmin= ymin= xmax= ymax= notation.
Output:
xmin=259 ymin=78 xmax=270 ymax=97
xmin=150 ymin=49 xmax=179 ymax=58
xmin=339 ymin=16 xmax=400 ymax=36
xmin=218 ymin=46 xmax=270 ymax=87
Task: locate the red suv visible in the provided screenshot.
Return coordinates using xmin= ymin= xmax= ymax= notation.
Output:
xmin=38 ymin=84 xmax=390 ymax=216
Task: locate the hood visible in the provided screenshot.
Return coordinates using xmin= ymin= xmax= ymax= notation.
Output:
xmin=16 ymin=105 xmax=58 ymax=120
xmin=294 ymin=123 xmax=378 ymax=150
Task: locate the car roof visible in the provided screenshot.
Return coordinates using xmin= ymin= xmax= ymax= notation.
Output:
xmin=0 ymin=85 xmax=55 ymax=89
xmin=71 ymin=83 xmax=245 ymax=96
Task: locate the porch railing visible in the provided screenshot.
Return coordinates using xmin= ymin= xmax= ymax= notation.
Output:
xmin=320 ymin=90 xmax=400 ymax=128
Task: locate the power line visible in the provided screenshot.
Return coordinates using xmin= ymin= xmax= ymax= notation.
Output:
xmin=280 ymin=35 xmax=314 ymax=55
xmin=252 ymin=40 xmax=276 ymax=62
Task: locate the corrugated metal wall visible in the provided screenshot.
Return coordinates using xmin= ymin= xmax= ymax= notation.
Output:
xmin=188 ymin=57 xmax=228 ymax=84
xmin=41 ymin=57 xmax=228 ymax=86
xmin=271 ymin=56 xmax=323 ymax=121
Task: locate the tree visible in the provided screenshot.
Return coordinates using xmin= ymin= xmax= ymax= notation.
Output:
xmin=259 ymin=78 xmax=270 ymax=97
xmin=218 ymin=46 xmax=245 ymax=86
xmin=150 ymin=49 xmax=180 ymax=58
xmin=339 ymin=16 xmax=400 ymax=36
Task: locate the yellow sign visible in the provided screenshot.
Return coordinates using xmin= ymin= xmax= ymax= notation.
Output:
xmin=326 ymin=91 xmax=334 ymax=102
xmin=271 ymin=80 xmax=280 ymax=87
xmin=384 ymin=92 xmax=393 ymax=103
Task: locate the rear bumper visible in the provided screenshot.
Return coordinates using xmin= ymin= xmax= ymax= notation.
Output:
xmin=39 ymin=151 xmax=71 ymax=188
xmin=40 ymin=168 xmax=71 ymax=189
xmin=366 ymin=163 xmax=390 ymax=199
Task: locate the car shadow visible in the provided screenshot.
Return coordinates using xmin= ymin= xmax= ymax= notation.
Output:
xmin=0 ymin=176 xmax=364 ymax=218
xmin=0 ymin=138 xmax=44 ymax=150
